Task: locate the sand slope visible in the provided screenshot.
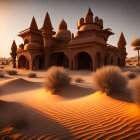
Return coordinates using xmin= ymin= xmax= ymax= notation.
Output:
xmin=0 ymin=78 xmax=140 ymax=140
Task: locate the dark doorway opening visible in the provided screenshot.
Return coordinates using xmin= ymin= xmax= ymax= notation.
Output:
xmin=50 ymin=52 xmax=69 ymax=68
xmin=104 ymin=54 xmax=109 ymax=66
xmin=18 ymin=56 xmax=29 ymax=69
xmin=39 ymin=58 xmax=44 ymax=69
xmin=77 ymin=52 xmax=93 ymax=70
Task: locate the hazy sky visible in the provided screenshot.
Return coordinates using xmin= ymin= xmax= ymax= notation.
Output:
xmin=0 ymin=0 xmax=140 ymax=58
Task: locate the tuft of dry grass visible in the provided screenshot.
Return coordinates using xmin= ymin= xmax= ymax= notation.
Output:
xmin=27 ymin=73 xmax=37 ymax=78
xmin=93 ymin=66 xmax=128 ymax=95
xmin=6 ymin=70 xmax=17 ymax=75
xmin=44 ymin=66 xmax=71 ymax=92
xmin=124 ymin=71 xmax=137 ymax=79
xmin=131 ymin=76 xmax=140 ymax=106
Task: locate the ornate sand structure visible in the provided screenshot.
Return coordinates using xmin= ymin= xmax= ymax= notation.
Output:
xmin=11 ymin=8 xmax=127 ymax=70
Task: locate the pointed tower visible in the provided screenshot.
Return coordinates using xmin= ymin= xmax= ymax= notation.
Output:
xmin=10 ymin=40 xmax=17 ymax=68
xmin=41 ymin=12 xmax=55 ymax=69
xmin=18 ymin=16 xmax=43 ymax=44
xmin=84 ymin=8 xmax=93 ymax=24
xmin=41 ymin=12 xmax=55 ymax=47
xmin=117 ymin=32 xmax=127 ymax=66
xmin=30 ymin=16 xmax=38 ymax=31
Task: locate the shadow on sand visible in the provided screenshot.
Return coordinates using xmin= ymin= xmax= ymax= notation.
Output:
xmin=54 ymin=84 xmax=94 ymax=99
xmin=0 ymin=100 xmax=74 ymax=139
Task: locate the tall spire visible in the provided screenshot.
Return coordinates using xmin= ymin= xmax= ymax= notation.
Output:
xmin=11 ymin=40 xmax=17 ymax=52
xmin=42 ymin=12 xmax=53 ymax=30
xmin=30 ymin=16 xmax=38 ymax=30
xmin=86 ymin=7 xmax=93 ymax=16
xmin=118 ymin=32 xmax=127 ymax=47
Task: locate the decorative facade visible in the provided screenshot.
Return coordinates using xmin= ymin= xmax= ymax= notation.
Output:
xmin=14 ymin=8 xmax=127 ymax=71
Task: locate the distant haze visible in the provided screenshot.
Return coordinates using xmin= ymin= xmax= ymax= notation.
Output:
xmin=0 ymin=0 xmax=140 ymax=58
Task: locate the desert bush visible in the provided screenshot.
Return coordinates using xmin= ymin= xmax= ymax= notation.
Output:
xmin=131 ymin=76 xmax=140 ymax=106
xmin=92 ymin=66 xmax=128 ymax=95
xmin=6 ymin=70 xmax=17 ymax=75
xmin=74 ymin=77 xmax=84 ymax=83
xmin=44 ymin=66 xmax=71 ymax=92
xmin=27 ymin=73 xmax=37 ymax=78
xmin=124 ymin=71 xmax=137 ymax=79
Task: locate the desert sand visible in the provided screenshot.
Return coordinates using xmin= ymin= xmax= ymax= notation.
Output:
xmin=0 ymin=65 xmax=140 ymax=140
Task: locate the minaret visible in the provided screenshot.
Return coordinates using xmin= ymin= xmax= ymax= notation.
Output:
xmin=117 ymin=32 xmax=127 ymax=66
xmin=41 ymin=12 xmax=55 ymax=68
xmin=10 ymin=40 xmax=17 ymax=68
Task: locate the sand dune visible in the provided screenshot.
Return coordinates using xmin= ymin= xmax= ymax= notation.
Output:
xmin=0 ymin=74 xmax=140 ymax=139
xmin=0 ymin=78 xmax=42 ymax=95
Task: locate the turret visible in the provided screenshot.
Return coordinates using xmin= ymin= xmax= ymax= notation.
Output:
xmin=10 ymin=40 xmax=17 ymax=68
xmin=18 ymin=16 xmax=43 ymax=45
xmin=55 ymin=19 xmax=71 ymax=42
xmin=30 ymin=16 xmax=38 ymax=31
xmin=41 ymin=12 xmax=55 ymax=47
xmin=117 ymin=32 xmax=127 ymax=66
xmin=77 ymin=18 xmax=84 ymax=30
xmin=41 ymin=12 xmax=55 ymax=69
xmin=84 ymin=8 xmax=93 ymax=24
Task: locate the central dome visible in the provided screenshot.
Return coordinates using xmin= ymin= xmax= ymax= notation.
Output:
xmin=58 ymin=19 xmax=67 ymax=30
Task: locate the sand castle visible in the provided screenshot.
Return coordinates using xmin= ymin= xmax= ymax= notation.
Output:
xmin=10 ymin=8 xmax=127 ymax=70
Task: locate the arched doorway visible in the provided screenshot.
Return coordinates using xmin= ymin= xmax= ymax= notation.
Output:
xmin=39 ymin=58 xmax=44 ymax=69
xmin=104 ymin=54 xmax=109 ymax=66
xmin=24 ymin=39 xmax=29 ymax=45
xmin=117 ymin=57 xmax=121 ymax=66
xmin=33 ymin=55 xmax=45 ymax=70
xmin=95 ymin=52 xmax=101 ymax=70
xmin=18 ymin=55 xmax=29 ymax=69
xmin=50 ymin=52 xmax=69 ymax=68
xmin=110 ymin=56 xmax=114 ymax=65
xmin=76 ymin=52 xmax=93 ymax=70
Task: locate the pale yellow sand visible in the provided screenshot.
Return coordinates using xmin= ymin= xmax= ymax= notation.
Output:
xmin=0 ymin=66 xmax=140 ymax=139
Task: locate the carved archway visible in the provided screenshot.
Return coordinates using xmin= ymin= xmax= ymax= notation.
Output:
xmin=18 ymin=55 xmax=29 ymax=69
xmin=50 ymin=52 xmax=69 ymax=68
xmin=33 ymin=55 xmax=45 ymax=70
xmin=110 ymin=56 xmax=114 ymax=65
xmin=104 ymin=54 xmax=109 ymax=66
xmin=76 ymin=52 xmax=93 ymax=70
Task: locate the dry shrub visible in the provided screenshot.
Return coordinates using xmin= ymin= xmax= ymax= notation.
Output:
xmin=6 ymin=70 xmax=17 ymax=75
xmin=27 ymin=73 xmax=37 ymax=78
xmin=124 ymin=71 xmax=137 ymax=79
xmin=74 ymin=77 xmax=84 ymax=83
xmin=93 ymin=66 xmax=128 ymax=95
xmin=131 ymin=76 xmax=140 ymax=106
xmin=44 ymin=66 xmax=71 ymax=92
